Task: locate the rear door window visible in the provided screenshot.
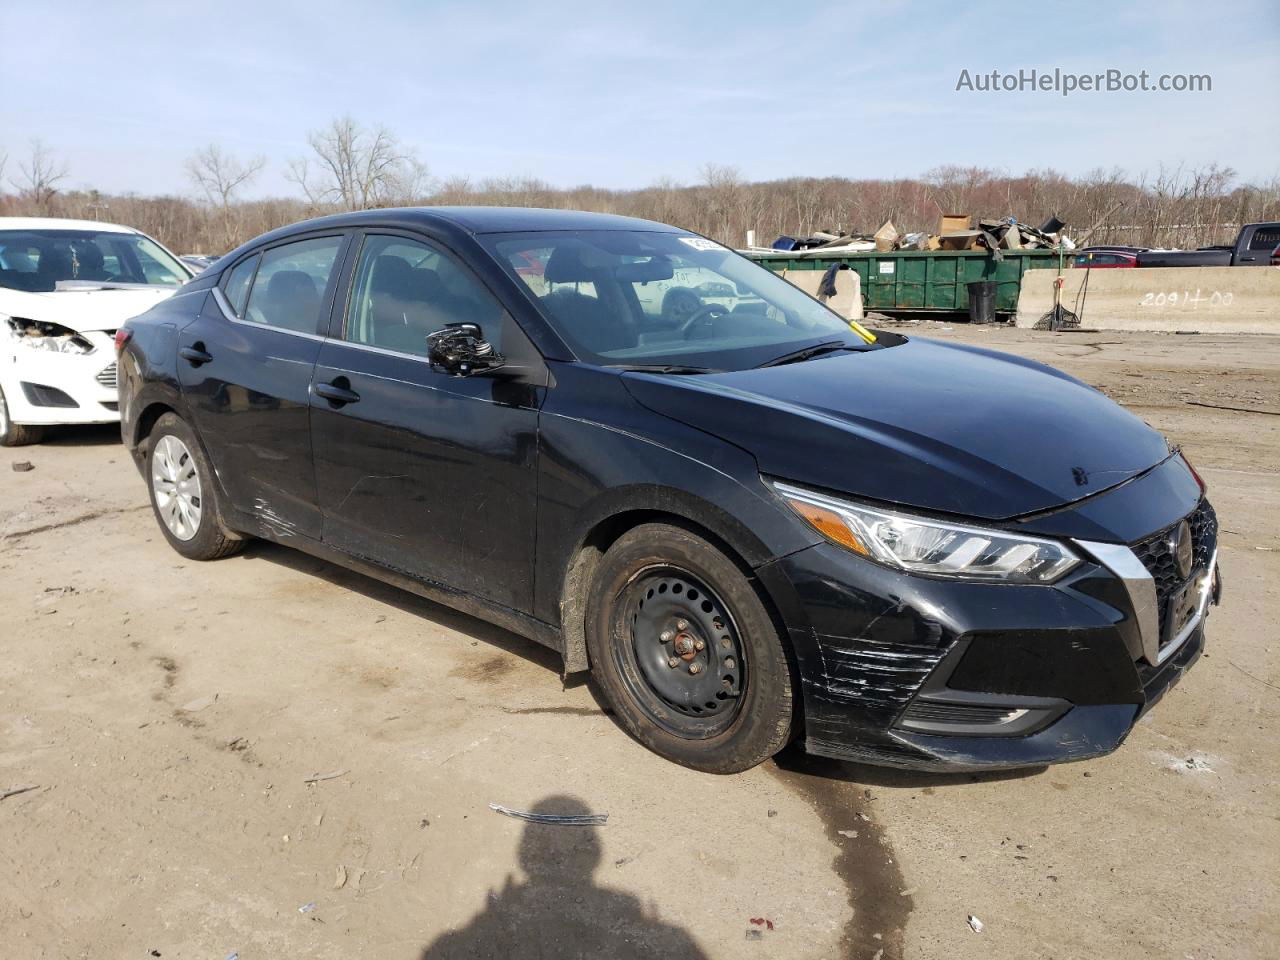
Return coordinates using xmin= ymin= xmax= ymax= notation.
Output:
xmin=242 ymin=236 xmax=344 ymax=334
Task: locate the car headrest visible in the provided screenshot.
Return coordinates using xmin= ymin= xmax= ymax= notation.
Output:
xmin=266 ymin=269 xmax=318 ymax=302
xmin=544 ymin=244 xmax=607 ymax=284
xmin=369 ymin=255 xmax=414 ymax=295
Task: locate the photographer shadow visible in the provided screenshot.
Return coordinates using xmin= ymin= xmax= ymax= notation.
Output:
xmin=420 ymin=795 xmax=707 ymax=960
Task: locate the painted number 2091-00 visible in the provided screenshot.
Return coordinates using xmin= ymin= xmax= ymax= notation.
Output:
xmin=1139 ymin=289 xmax=1234 ymax=309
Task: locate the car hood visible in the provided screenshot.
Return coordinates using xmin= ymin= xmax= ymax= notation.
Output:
xmin=620 ymin=337 xmax=1171 ymax=520
xmin=0 ymin=286 xmax=177 ymax=332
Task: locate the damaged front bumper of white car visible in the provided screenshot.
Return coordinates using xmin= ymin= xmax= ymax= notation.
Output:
xmin=1 ymin=319 xmax=121 ymax=426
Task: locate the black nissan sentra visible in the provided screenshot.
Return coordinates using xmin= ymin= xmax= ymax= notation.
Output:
xmin=117 ymin=208 xmax=1220 ymax=773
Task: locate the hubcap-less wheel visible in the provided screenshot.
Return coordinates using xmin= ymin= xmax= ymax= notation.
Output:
xmin=152 ymin=434 xmax=203 ymax=541
xmin=616 ymin=567 xmax=747 ymax=738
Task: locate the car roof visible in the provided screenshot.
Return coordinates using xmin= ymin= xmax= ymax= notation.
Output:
xmin=0 ymin=216 xmax=142 ymax=235
xmin=256 ymin=206 xmax=685 ymax=239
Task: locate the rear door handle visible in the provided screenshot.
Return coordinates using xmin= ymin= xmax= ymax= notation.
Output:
xmin=179 ymin=344 xmax=213 ymax=366
xmin=315 ymin=378 xmax=361 ymax=406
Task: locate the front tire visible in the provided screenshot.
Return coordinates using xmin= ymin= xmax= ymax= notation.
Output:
xmin=145 ymin=413 xmax=246 ymax=561
xmin=0 ymin=384 xmax=45 ymax=446
xmin=586 ymin=523 xmax=795 ymax=773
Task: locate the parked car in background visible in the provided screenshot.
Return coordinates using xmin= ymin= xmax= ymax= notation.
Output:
xmin=180 ymin=254 xmax=217 ymax=274
xmin=1136 ymin=222 xmax=1280 ymax=267
xmin=118 ymin=208 xmax=1220 ymax=774
xmin=0 ymin=217 xmax=191 ymax=445
xmin=1073 ymin=250 xmax=1138 ymax=268
xmin=1078 ymin=245 xmax=1149 ymax=256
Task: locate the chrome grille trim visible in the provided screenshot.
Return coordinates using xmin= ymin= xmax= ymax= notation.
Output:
xmin=1074 ymin=539 xmax=1161 ymax=665
xmin=96 ymin=362 xmax=118 ymax=389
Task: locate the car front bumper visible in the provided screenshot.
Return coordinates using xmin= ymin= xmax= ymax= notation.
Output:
xmin=1 ymin=336 xmax=120 ymax=426
xmin=765 ymin=497 xmax=1220 ymax=772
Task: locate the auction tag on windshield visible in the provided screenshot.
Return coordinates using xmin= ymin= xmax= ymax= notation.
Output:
xmin=679 ymin=237 xmax=725 ymax=252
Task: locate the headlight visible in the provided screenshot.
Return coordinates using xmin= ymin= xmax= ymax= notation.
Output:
xmin=771 ymin=480 xmax=1080 ymax=583
xmin=5 ymin=316 xmax=96 ymax=355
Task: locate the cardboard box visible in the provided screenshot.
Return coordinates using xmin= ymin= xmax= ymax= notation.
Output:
xmin=939 ymin=230 xmax=981 ymax=251
xmin=873 ymin=219 xmax=899 ymax=252
xmin=939 ymin=214 xmax=972 ymax=234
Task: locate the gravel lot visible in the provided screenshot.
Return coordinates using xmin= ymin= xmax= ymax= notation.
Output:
xmin=2 ymin=325 xmax=1276 ymax=960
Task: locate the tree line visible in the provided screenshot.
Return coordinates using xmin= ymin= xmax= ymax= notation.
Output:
xmin=2 ymin=116 xmax=1277 ymax=256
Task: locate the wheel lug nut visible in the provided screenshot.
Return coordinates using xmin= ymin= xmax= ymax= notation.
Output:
xmin=693 ymin=639 xmax=705 ymax=651
xmin=660 ymin=629 xmax=675 ymax=643
xmin=668 ymin=657 xmax=680 ymax=668
xmin=688 ymin=662 xmax=702 ymax=675
xmin=676 ymin=619 xmax=689 ymax=631
xmin=724 ymin=657 xmax=735 ymax=669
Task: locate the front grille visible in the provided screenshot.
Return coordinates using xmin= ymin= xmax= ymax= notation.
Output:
xmin=96 ymin=362 xmax=118 ymax=389
xmin=1131 ymin=499 xmax=1217 ymax=646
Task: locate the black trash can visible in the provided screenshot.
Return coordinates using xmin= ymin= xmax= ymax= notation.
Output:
xmin=966 ymin=281 xmax=997 ymax=324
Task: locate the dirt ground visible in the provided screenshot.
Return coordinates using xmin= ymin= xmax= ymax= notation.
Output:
xmin=2 ymin=325 xmax=1277 ymax=960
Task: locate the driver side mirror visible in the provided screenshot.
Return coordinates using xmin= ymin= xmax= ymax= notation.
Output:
xmin=427 ymin=323 xmax=506 ymax=377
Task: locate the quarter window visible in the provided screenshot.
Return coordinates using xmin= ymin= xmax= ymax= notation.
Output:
xmin=222 ymin=254 xmax=259 ymax=317
xmin=344 ymin=234 xmax=508 ymax=357
xmin=242 ymin=236 xmax=344 ymax=334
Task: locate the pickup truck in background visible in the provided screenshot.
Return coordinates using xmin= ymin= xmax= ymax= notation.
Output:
xmin=1137 ymin=222 xmax=1280 ymax=267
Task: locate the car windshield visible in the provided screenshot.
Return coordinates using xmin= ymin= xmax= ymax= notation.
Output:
xmin=484 ymin=230 xmax=880 ymax=370
xmin=0 ymin=228 xmax=190 ymax=292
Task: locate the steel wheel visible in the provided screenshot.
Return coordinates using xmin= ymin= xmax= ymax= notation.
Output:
xmin=151 ymin=434 xmax=203 ymax=541
xmin=614 ymin=566 xmax=747 ymax=739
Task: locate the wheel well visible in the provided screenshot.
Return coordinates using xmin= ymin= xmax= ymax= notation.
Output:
xmin=558 ymin=509 xmax=785 ymax=675
xmin=134 ymin=402 xmax=175 ymax=448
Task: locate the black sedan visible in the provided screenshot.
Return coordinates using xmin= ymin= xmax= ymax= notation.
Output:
xmin=117 ymin=208 xmax=1220 ymax=773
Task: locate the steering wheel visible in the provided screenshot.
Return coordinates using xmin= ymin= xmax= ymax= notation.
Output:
xmin=678 ymin=303 xmax=729 ymax=340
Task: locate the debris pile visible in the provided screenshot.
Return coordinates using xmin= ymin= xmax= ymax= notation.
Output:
xmin=766 ymin=214 xmax=1073 ymax=260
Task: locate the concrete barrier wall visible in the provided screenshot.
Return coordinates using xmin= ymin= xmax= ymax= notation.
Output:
xmin=1015 ymin=266 xmax=1280 ymax=333
xmin=781 ymin=268 xmax=864 ymax=320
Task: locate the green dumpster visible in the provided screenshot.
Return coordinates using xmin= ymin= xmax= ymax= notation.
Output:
xmin=745 ymin=248 xmax=1060 ymax=317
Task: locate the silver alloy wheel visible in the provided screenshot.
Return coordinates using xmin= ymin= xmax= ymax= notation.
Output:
xmin=152 ymin=434 xmax=203 ymax=541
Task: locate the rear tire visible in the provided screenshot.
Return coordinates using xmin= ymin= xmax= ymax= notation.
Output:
xmin=586 ymin=523 xmax=795 ymax=773
xmin=145 ymin=412 xmax=246 ymax=561
xmin=0 ymin=385 xmax=45 ymax=446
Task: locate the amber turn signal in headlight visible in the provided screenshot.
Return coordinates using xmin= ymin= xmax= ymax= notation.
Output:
xmin=771 ymin=480 xmax=1080 ymax=583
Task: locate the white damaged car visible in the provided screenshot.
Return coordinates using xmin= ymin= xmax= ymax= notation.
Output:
xmin=0 ymin=218 xmax=192 ymax=445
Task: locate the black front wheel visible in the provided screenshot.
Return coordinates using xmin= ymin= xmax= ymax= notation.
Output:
xmin=586 ymin=523 xmax=795 ymax=773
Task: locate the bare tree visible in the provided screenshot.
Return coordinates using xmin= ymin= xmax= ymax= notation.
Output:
xmin=286 ymin=116 xmax=429 ymax=210
xmin=187 ymin=144 xmax=265 ymax=208
xmin=186 ymin=144 xmax=266 ymax=251
xmin=11 ymin=140 xmax=69 ymax=214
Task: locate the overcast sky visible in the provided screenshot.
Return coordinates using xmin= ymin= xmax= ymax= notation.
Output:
xmin=2 ymin=0 xmax=1276 ymax=199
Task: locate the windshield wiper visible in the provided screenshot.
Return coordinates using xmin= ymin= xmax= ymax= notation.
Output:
xmin=607 ymin=363 xmax=723 ymax=375
xmin=756 ymin=340 xmax=855 ymax=368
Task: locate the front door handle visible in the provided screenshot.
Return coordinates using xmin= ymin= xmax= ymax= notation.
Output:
xmin=315 ymin=378 xmax=361 ymax=406
xmin=179 ymin=343 xmax=213 ymax=366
